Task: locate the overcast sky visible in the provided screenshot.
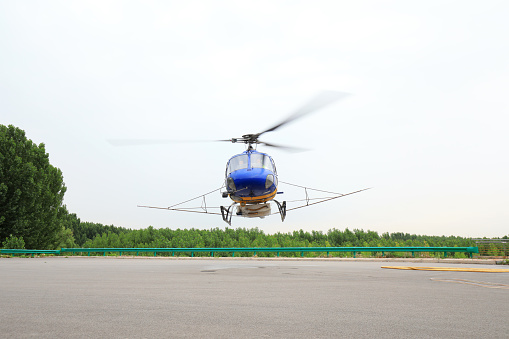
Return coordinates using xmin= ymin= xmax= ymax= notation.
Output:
xmin=2 ymin=1 xmax=508 ymax=237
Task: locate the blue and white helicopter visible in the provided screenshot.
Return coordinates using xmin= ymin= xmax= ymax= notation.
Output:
xmin=129 ymin=91 xmax=369 ymax=225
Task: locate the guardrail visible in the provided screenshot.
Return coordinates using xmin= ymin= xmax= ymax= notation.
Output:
xmin=2 ymin=247 xmax=479 ymax=258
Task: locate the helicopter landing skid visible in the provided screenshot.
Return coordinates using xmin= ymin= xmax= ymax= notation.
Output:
xmin=274 ymin=199 xmax=287 ymax=222
xmin=220 ymin=203 xmax=236 ymax=226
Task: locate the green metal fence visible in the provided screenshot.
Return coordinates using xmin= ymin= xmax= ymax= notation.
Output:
xmin=1 ymin=246 xmax=479 ymax=258
xmin=473 ymin=239 xmax=508 ymax=257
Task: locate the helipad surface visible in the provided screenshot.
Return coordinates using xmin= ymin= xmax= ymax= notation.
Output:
xmin=1 ymin=258 xmax=508 ymax=338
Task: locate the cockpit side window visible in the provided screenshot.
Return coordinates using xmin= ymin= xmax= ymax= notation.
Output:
xmin=227 ymin=155 xmax=249 ymax=174
xmin=271 ymin=158 xmax=277 ymax=175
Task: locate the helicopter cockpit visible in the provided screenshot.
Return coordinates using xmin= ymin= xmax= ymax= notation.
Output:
xmin=226 ymin=152 xmax=276 ymax=175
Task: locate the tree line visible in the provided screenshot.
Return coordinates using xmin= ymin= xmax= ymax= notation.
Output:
xmin=69 ymin=223 xmax=477 ymax=251
xmin=60 ymin=223 xmax=489 ymax=257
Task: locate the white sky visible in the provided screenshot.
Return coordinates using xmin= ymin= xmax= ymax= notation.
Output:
xmin=1 ymin=1 xmax=508 ymax=238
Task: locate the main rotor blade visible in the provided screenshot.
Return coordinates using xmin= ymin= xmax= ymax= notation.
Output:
xmin=107 ymin=139 xmax=205 ymax=146
xmin=259 ymin=141 xmax=308 ymax=152
xmin=258 ymin=91 xmax=351 ymax=137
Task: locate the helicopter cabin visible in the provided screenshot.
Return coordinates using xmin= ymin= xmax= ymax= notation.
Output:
xmin=225 ymin=150 xmax=278 ymax=205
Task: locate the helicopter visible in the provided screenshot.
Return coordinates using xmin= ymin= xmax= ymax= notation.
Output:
xmin=114 ymin=91 xmax=370 ymax=225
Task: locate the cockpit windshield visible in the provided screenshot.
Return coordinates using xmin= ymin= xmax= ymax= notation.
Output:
xmin=227 ymin=155 xmax=248 ymax=173
xmin=227 ymin=153 xmax=276 ymax=174
xmin=250 ymin=153 xmax=274 ymax=172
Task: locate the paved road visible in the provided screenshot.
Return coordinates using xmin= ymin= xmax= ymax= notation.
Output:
xmin=1 ymin=257 xmax=508 ymax=338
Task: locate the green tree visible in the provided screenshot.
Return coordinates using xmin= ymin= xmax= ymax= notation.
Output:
xmin=53 ymin=226 xmax=76 ymax=249
xmin=2 ymin=234 xmax=26 ymax=249
xmin=0 ymin=125 xmax=67 ymax=248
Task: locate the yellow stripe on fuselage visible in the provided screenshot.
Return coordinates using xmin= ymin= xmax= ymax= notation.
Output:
xmin=230 ymin=189 xmax=277 ymax=204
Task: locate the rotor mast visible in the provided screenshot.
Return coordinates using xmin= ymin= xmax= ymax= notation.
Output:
xmin=230 ymin=134 xmax=261 ymax=151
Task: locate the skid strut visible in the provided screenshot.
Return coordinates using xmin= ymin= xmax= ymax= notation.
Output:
xmin=274 ymin=199 xmax=287 ymax=222
xmin=220 ymin=203 xmax=236 ymax=226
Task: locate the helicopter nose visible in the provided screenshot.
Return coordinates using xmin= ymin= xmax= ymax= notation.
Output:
xmin=229 ymin=168 xmax=275 ymax=197
xmin=234 ymin=176 xmax=266 ymax=191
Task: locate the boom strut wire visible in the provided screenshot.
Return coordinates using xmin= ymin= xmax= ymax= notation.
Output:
xmin=137 ymin=182 xmax=370 ymax=223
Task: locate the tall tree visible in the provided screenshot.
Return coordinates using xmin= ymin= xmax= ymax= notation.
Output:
xmin=0 ymin=124 xmax=67 ymax=248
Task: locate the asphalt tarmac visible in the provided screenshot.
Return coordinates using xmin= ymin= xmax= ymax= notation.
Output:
xmin=1 ymin=257 xmax=508 ymax=338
